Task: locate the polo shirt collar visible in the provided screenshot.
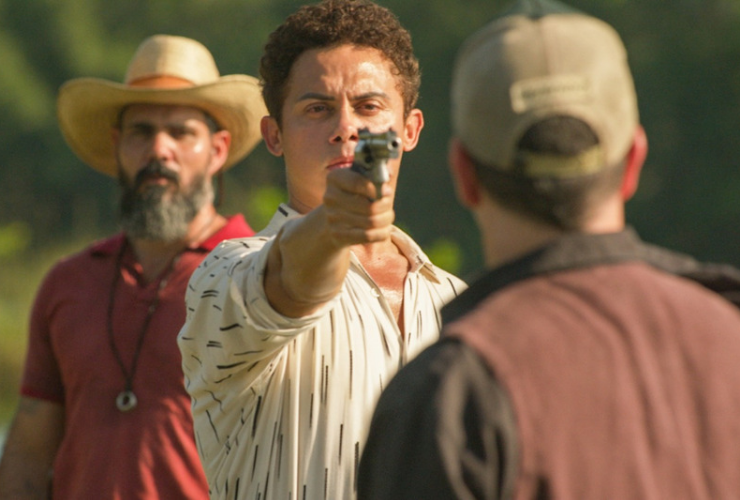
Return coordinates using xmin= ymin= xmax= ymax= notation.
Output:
xmin=198 ymin=214 xmax=252 ymax=251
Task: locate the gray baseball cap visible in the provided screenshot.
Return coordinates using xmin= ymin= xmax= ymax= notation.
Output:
xmin=451 ymin=0 xmax=639 ymax=178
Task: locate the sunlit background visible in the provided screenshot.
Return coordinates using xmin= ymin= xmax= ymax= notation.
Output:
xmin=3 ymin=0 xmax=740 ymax=448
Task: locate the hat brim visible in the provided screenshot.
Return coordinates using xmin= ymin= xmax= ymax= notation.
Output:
xmin=57 ymin=74 xmax=267 ymax=176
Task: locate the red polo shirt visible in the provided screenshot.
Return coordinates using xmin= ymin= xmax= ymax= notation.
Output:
xmin=21 ymin=214 xmax=253 ymax=499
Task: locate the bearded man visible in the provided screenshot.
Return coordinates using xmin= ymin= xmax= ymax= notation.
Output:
xmin=0 ymin=34 xmax=266 ymax=499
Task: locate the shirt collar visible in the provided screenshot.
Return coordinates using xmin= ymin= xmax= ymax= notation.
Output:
xmin=199 ymin=214 xmax=253 ymax=251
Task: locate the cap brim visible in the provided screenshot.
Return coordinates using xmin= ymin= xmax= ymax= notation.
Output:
xmin=57 ymin=74 xmax=267 ymax=176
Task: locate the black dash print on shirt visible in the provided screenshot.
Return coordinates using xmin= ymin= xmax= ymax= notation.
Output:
xmin=448 ymin=276 xmax=461 ymax=296
xmin=309 ymin=393 xmax=314 ymax=428
xmin=252 ymin=396 xmax=262 ymax=438
xmin=217 ymin=361 xmax=247 ymax=370
xmin=270 ymin=421 xmax=278 ymax=455
xmin=190 ymin=354 xmax=203 ymax=366
xmin=323 ymin=365 xmax=329 ymax=405
xmin=206 ymin=409 xmax=220 ymax=442
xmin=234 ymin=350 xmax=263 ymax=357
xmin=207 ymin=340 xmax=223 ymax=349
xmin=354 ymin=441 xmax=360 ymax=491
xmin=233 ymin=478 xmax=239 ymax=500
xmin=207 ymin=390 xmax=224 ymax=412
xmin=213 ymin=374 xmax=233 ymax=384
xmin=277 ymin=433 xmax=284 ymax=479
xmin=338 ymin=424 xmax=344 ymax=464
xmin=320 ymin=355 xmax=326 ymax=403
xmin=251 ymin=444 xmax=259 ymax=479
xmin=380 ymin=327 xmax=391 ymax=356
xmin=201 ymin=289 xmax=219 ymax=298
xmin=278 ymin=205 xmax=289 ymax=217
xmin=227 ymin=260 xmax=243 ymax=277
xmin=220 ymin=323 xmax=242 ymax=332
xmin=324 ymin=468 xmax=329 ymax=500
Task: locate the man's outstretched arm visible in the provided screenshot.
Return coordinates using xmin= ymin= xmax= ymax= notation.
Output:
xmin=0 ymin=397 xmax=64 ymax=499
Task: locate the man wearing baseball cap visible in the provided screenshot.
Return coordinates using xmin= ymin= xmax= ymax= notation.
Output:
xmin=359 ymin=1 xmax=740 ymax=498
xmin=0 ymin=35 xmax=266 ymax=498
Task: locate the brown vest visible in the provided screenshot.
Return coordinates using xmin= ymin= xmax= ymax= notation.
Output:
xmin=447 ymin=262 xmax=740 ymax=499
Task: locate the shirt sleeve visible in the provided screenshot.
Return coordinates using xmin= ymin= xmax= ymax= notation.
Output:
xmin=358 ymin=338 xmax=518 ymax=500
xmin=179 ymin=237 xmax=337 ymax=386
xmin=20 ymin=266 xmax=65 ymax=402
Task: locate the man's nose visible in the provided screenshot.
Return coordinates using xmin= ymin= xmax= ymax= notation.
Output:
xmin=330 ymin=106 xmax=360 ymax=144
xmin=150 ymin=130 xmax=176 ymax=160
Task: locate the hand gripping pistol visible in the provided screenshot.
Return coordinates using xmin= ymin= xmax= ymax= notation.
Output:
xmin=350 ymin=128 xmax=401 ymax=200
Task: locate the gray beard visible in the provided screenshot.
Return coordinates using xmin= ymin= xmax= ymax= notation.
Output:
xmin=118 ymin=162 xmax=213 ymax=242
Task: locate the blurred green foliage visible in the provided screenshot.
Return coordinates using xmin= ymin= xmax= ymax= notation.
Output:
xmin=2 ymin=0 xmax=740 ymax=429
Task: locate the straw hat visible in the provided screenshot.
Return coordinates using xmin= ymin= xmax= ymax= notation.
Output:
xmin=57 ymin=34 xmax=267 ymax=176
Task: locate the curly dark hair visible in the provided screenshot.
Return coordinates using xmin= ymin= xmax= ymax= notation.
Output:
xmin=260 ymin=0 xmax=420 ymax=125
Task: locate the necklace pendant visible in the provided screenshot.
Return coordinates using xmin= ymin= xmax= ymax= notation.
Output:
xmin=116 ymin=390 xmax=138 ymax=412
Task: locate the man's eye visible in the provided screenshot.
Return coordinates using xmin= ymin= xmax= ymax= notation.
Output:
xmin=126 ymin=127 xmax=152 ymax=138
xmin=308 ymin=103 xmax=328 ymax=114
xmin=358 ymin=102 xmax=380 ymax=113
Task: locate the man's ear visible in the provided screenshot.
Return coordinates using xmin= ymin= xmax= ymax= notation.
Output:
xmin=621 ymin=125 xmax=648 ymax=201
xmin=448 ymin=138 xmax=482 ymax=208
xmin=111 ymin=128 xmax=120 ymax=149
xmin=208 ymin=130 xmax=232 ymax=176
xmin=401 ymin=109 xmax=424 ymax=152
xmin=261 ymin=116 xmax=284 ymax=157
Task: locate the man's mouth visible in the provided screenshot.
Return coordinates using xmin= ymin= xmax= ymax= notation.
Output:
xmin=139 ymin=174 xmax=172 ymax=184
xmin=327 ymin=157 xmax=355 ymax=171
xmin=133 ymin=161 xmax=179 ymax=189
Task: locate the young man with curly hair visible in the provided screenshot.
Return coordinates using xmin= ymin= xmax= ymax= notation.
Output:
xmin=177 ymin=1 xmax=465 ymax=498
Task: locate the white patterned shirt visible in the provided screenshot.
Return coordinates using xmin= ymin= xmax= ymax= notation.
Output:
xmin=178 ymin=204 xmax=466 ymax=500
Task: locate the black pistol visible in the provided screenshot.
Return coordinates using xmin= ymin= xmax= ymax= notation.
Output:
xmin=351 ymin=128 xmax=401 ymax=200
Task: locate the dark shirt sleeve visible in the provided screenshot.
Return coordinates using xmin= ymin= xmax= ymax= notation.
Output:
xmin=358 ymin=338 xmax=518 ymax=500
